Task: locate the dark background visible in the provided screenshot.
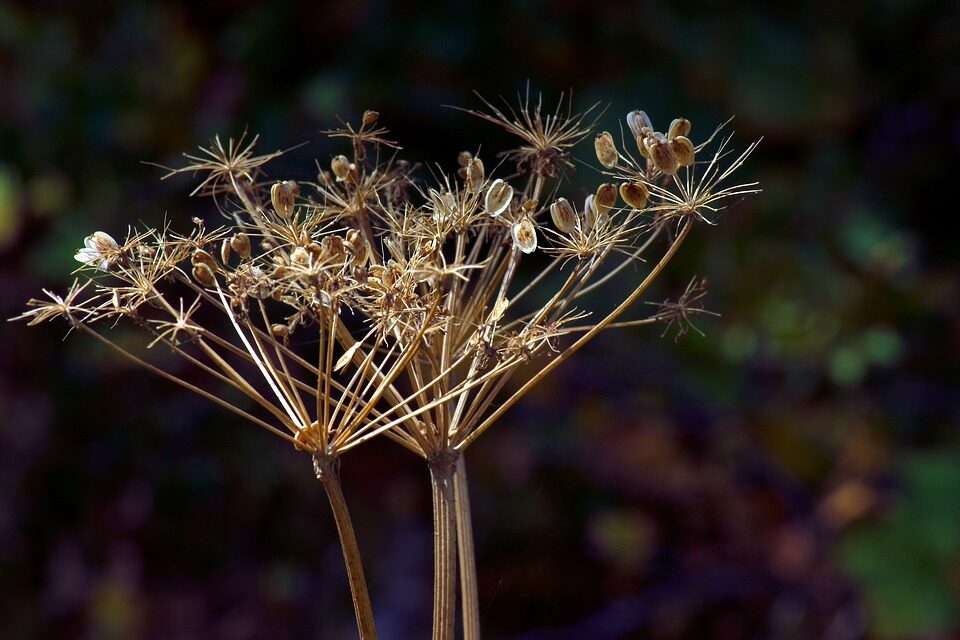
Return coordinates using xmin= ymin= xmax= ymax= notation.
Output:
xmin=2 ymin=1 xmax=959 ymax=638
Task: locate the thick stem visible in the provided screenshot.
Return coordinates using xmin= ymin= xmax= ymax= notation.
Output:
xmin=314 ymin=456 xmax=378 ymax=640
xmin=454 ymin=454 xmax=481 ymax=640
xmin=429 ymin=454 xmax=458 ymax=640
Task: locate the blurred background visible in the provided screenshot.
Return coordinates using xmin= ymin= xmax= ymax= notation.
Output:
xmin=1 ymin=1 xmax=959 ymax=638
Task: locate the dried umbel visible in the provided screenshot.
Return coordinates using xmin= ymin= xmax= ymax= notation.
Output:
xmin=15 ymin=96 xmax=758 ymax=640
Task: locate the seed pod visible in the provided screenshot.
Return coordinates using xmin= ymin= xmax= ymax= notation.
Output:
xmin=484 ymin=178 xmax=514 ymax=217
xmin=192 ymin=263 xmax=216 ymax=287
xmin=594 ymin=183 xmax=618 ymax=216
xmin=466 ymin=157 xmax=484 ymax=189
xmin=271 ymin=324 xmax=290 ymax=339
xmin=670 ymin=135 xmax=695 ymax=167
xmin=306 ymin=242 xmax=323 ymax=260
xmin=290 ymin=246 xmax=309 ymax=266
xmin=627 ymin=110 xmax=654 ymax=140
xmin=191 ymin=249 xmax=217 ymax=270
xmin=349 ymin=238 xmax=369 ymax=266
xmin=594 ymin=131 xmax=618 ymax=169
xmin=549 ymin=197 xmax=577 ymax=233
xmin=522 ymin=198 xmax=538 ymax=213
xmin=362 ymin=110 xmax=379 ymax=126
xmin=619 ymin=182 xmax=650 ymax=209
xmin=511 ymin=217 xmax=538 ymax=254
xmin=230 ymin=232 xmax=251 ymax=259
xmin=637 ymin=134 xmax=650 ymax=159
xmin=322 ymin=235 xmax=346 ymax=262
xmin=220 ymin=238 xmax=232 ymax=264
xmin=583 ymin=194 xmax=598 ymax=233
xmin=271 ymin=181 xmax=296 ymax=218
xmin=331 ymin=155 xmax=352 ymax=181
xmin=457 ymin=151 xmax=473 ymax=167
xmin=668 ymin=118 xmax=691 ymax=141
xmin=648 ymin=138 xmax=679 ymax=176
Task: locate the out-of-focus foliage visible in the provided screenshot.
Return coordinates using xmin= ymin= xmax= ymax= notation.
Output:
xmin=1 ymin=1 xmax=958 ymax=638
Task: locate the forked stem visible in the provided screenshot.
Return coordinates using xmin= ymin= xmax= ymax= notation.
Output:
xmin=429 ymin=454 xmax=458 ymax=640
xmin=454 ymin=454 xmax=481 ymax=640
xmin=314 ymin=455 xmax=378 ymax=640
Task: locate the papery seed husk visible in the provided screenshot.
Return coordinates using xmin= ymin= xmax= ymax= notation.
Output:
xmin=619 ymin=182 xmax=650 ymax=209
xmin=670 ymin=136 xmax=695 ymax=167
xmin=583 ymin=194 xmax=598 ymax=233
xmin=191 ymin=249 xmax=217 ymax=270
xmin=550 ymin=197 xmax=577 ymax=233
xmin=637 ymin=134 xmax=651 ymax=159
xmin=668 ymin=118 xmax=691 ymax=141
xmin=484 ymin=178 xmax=513 ymax=217
xmin=594 ymin=131 xmax=618 ymax=169
xmin=271 ymin=324 xmax=290 ymax=338
xmin=192 ymin=263 xmax=216 ymax=287
xmin=291 ymin=247 xmax=309 ymax=266
xmin=511 ymin=217 xmax=538 ymax=254
xmin=271 ymin=181 xmax=295 ymax=218
xmin=627 ymin=110 xmax=653 ymax=140
xmin=649 ymin=139 xmax=679 ymax=176
xmin=457 ymin=151 xmax=473 ymax=167
xmin=594 ymin=183 xmax=618 ymax=215
xmin=362 ymin=110 xmax=379 ymax=126
xmin=466 ymin=157 xmax=484 ymax=188
xmin=220 ymin=239 xmax=231 ymax=264
xmin=331 ymin=155 xmax=351 ymax=181
xmin=230 ymin=233 xmax=250 ymax=259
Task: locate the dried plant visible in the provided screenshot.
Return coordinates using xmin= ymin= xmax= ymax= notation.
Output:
xmin=13 ymin=96 xmax=758 ymax=640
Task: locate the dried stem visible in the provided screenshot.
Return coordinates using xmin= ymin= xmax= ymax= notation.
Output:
xmin=454 ymin=454 xmax=481 ymax=640
xmin=429 ymin=454 xmax=458 ymax=640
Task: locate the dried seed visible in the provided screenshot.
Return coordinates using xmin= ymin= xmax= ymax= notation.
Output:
xmin=271 ymin=324 xmax=290 ymax=338
xmin=362 ymin=110 xmax=379 ymax=126
xmin=594 ymin=183 xmax=618 ymax=216
xmin=668 ymin=117 xmax=691 ymax=141
xmin=192 ymin=263 xmax=216 ymax=287
xmin=331 ymin=154 xmax=352 ymax=181
xmin=466 ymin=157 xmax=484 ymax=189
xmin=582 ymin=194 xmax=598 ymax=233
xmin=230 ymin=232 xmax=251 ymax=259
xmin=670 ymin=135 xmax=695 ymax=167
xmin=649 ymin=138 xmax=679 ymax=176
xmin=594 ymin=131 xmax=618 ymax=168
xmin=484 ymin=178 xmax=514 ymax=217
xmin=271 ymin=181 xmax=296 ymax=218
xmin=619 ymin=182 xmax=650 ymax=209
xmin=457 ymin=151 xmax=473 ymax=167
xmin=511 ymin=217 xmax=538 ymax=254
xmin=191 ymin=249 xmax=217 ymax=270
xmin=220 ymin=238 xmax=231 ymax=264
xmin=627 ymin=110 xmax=654 ymax=140
xmin=290 ymin=246 xmax=309 ymax=266
xmin=550 ymin=197 xmax=578 ymax=233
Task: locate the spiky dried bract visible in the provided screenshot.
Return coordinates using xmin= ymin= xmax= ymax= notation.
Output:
xmin=14 ymin=100 xmax=758 ymax=463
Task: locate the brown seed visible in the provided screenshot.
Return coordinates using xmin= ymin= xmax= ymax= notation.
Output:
xmin=637 ymin=134 xmax=651 ymax=159
xmin=457 ymin=151 xmax=473 ymax=167
xmin=191 ymin=249 xmax=217 ymax=270
xmin=484 ymin=178 xmax=513 ymax=217
xmin=668 ymin=118 xmax=691 ymax=141
xmin=362 ymin=110 xmax=379 ymax=126
xmin=192 ymin=263 xmax=216 ymax=287
xmin=511 ymin=217 xmax=538 ymax=254
xmin=649 ymin=138 xmax=679 ymax=176
xmin=594 ymin=131 xmax=618 ymax=169
xmin=550 ymin=197 xmax=578 ymax=234
xmin=331 ymin=154 xmax=352 ymax=181
xmin=582 ymin=194 xmax=599 ymax=233
xmin=626 ymin=110 xmax=654 ymax=140
xmin=220 ymin=238 xmax=231 ymax=264
xmin=670 ymin=135 xmax=695 ymax=167
xmin=466 ymin=157 xmax=484 ymax=189
xmin=271 ymin=323 xmax=290 ymax=338
xmin=230 ymin=232 xmax=251 ymax=259
xmin=594 ymin=183 xmax=618 ymax=216
xmin=619 ymin=182 xmax=650 ymax=209
xmin=290 ymin=246 xmax=309 ymax=266
xmin=271 ymin=181 xmax=296 ymax=218
xmin=522 ymin=198 xmax=538 ymax=213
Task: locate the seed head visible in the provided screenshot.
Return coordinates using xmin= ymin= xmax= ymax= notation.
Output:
xmin=271 ymin=180 xmax=297 ymax=218
xmin=627 ymin=110 xmax=653 ymax=140
xmin=670 ymin=136 xmax=695 ymax=167
xmin=594 ymin=131 xmax=618 ymax=168
xmin=594 ymin=183 xmax=618 ymax=217
xmin=331 ymin=154 xmax=352 ymax=181
xmin=619 ymin=182 xmax=649 ymax=210
xmin=230 ymin=232 xmax=251 ymax=259
xmin=511 ymin=217 xmax=538 ymax=254
xmin=648 ymin=138 xmax=679 ymax=176
xmin=549 ymin=197 xmax=577 ymax=233
xmin=484 ymin=179 xmax=514 ymax=217
xmin=668 ymin=118 xmax=691 ymax=140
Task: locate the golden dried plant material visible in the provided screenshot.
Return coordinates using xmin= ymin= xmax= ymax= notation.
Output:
xmin=550 ymin=197 xmax=577 ymax=233
xmin=484 ymin=178 xmax=513 ymax=217
xmin=457 ymin=151 xmax=473 ymax=167
xmin=594 ymin=183 xmax=618 ymax=216
xmin=220 ymin=238 xmax=232 ymax=264
xmin=192 ymin=263 xmax=216 ymax=287
xmin=362 ymin=110 xmax=379 ymax=127
xmin=594 ymin=131 xmax=618 ymax=168
xmin=73 ymin=231 xmax=119 ymax=270
xmin=191 ymin=249 xmax=217 ymax=270
xmin=230 ymin=232 xmax=251 ymax=259
xmin=290 ymin=246 xmax=309 ymax=266
xmin=670 ymin=136 xmax=695 ymax=167
xmin=627 ymin=109 xmax=653 ymax=140
xmin=511 ymin=217 xmax=538 ymax=254
xmin=271 ymin=323 xmax=290 ymax=338
xmin=648 ymin=138 xmax=679 ymax=176
xmin=668 ymin=117 xmax=691 ymax=140
xmin=466 ymin=157 xmax=484 ymax=190
xmin=331 ymin=154 xmax=352 ymax=181
xmin=582 ymin=194 xmax=599 ymax=232
xmin=271 ymin=181 xmax=297 ymax=218
xmin=619 ymin=182 xmax=650 ymax=210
